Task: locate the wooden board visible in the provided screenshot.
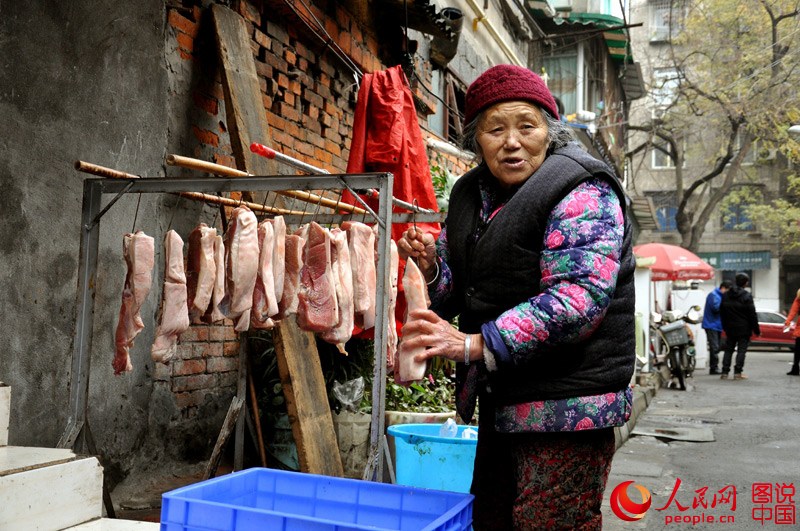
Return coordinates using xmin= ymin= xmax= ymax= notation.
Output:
xmin=274 ymin=316 xmax=343 ymax=477
xmin=0 ymin=456 xmax=102 ymax=530
xmin=211 ymin=4 xmax=280 ymax=205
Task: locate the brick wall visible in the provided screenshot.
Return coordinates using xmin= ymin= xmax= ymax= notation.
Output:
xmin=164 ymin=0 xmax=469 ymax=414
xmin=152 ymin=322 xmax=241 ymax=414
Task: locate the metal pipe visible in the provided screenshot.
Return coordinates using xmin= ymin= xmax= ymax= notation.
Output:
xmin=165 ymin=154 xmax=369 ymax=216
xmin=250 ymin=143 xmax=436 ymax=214
xmin=465 ymin=0 xmax=524 ymax=66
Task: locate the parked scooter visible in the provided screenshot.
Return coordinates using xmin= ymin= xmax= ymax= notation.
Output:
xmin=650 ymin=305 xmax=702 ymax=390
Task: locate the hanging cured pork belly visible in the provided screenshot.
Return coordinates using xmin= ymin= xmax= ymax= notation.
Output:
xmin=276 ymin=233 xmax=305 ymax=319
xmin=385 ymin=240 xmax=399 ymax=372
xmin=251 ymin=220 xmax=279 ymax=329
xmin=320 ymin=228 xmax=354 ymax=353
xmin=267 ymin=216 xmax=286 ymax=303
xmin=397 ymin=258 xmax=429 ymax=382
xmin=220 ymin=206 xmax=259 ymax=332
xmin=297 ymin=222 xmax=339 ymax=332
xmin=201 ymin=233 xmax=226 ymax=324
xmin=113 ymin=231 xmax=155 ymax=375
xmin=342 ymin=221 xmax=376 ymax=330
xmin=186 ymin=223 xmax=217 ymax=323
xmin=151 ymin=230 xmax=191 ymax=364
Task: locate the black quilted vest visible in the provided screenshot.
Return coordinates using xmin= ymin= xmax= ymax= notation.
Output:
xmin=441 ymin=145 xmax=636 ymax=403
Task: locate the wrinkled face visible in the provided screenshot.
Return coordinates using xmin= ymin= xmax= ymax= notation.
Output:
xmin=476 ymin=101 xmax=550 ymax=189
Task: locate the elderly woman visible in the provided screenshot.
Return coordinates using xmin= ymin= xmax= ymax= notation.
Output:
xmin=397 ymin=64 xmax=635 ymax=529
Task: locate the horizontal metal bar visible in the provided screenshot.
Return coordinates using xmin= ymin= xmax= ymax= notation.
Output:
xmin=276 ymin=212 xmax=446 ymax=225
xmin=93 ymin=174 xmax=392 ymax=195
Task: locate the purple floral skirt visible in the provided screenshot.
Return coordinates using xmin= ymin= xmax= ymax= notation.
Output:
xmin=471 ymin=412 xmax=616 ymax=530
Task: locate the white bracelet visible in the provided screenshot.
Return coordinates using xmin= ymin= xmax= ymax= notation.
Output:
xmin=426 ymin=260 xmax=440 ymax=286
xmin=464 ymin=334 xmax=471 ymax=366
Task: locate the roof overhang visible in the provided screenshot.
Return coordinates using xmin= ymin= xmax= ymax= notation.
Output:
xmin=530 ymin=9 xmax=646 ymax=101
xmin=553 ymin=12 xmax=632 ymax=64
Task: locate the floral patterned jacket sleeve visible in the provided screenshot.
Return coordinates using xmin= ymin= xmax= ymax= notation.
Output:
xmin=481 ymin=178 xmax=624 ymax=367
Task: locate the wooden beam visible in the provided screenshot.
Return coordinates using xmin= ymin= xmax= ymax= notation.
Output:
xmin=212 ymin=4 xmax=279 ymax=205
xmin=273 ymin=316 xmax=343 ymax=477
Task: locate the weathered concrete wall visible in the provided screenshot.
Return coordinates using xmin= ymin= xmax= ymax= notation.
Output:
xmin=0 ymin=1 xmax=229 ymax=485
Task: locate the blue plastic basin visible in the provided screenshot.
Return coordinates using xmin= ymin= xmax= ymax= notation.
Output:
xmin=387 ymin=423 xmax=478 ymax=494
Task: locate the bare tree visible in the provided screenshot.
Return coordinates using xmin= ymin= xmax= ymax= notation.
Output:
xmin=627 ymin=0 xmax=800 ymax=252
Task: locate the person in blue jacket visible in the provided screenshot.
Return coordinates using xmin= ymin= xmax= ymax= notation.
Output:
xmin=702 ymin=280 xmax=732 ymax=374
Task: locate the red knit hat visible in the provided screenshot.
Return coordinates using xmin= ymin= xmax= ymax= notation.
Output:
xmin=463 ymin=64 xmax=559 ymax=125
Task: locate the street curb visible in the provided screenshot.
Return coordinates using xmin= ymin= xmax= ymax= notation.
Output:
xmin=614 ymin=372 xmax=662 ymax=450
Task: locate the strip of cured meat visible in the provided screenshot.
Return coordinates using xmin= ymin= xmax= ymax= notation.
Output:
xmin=297 ymin=222 xmax=339 ymax=332
xmin=251 ymin=220 xmax=279 ymax=329
xmin=201 ymin=234 xmax=226 ymax=323
xmin=220 ymin=206 xmax=260 ymax=332
xmin=320 ymin=228 xmax=354 ymax=353
xmin=113 ymin=231 xmax=155 ymax=375
xmin=276 ymin=233 xmax=305 ymax=319
xmin=267 ymin=216 xmax=286 ymax=303
xmin=186 ymin=223 xmax=217 ymax=323
xmin=151 ymin=230 xmax=191 ymax=364
xmin=342 ymin=221 xmax=376 ymax=330
xmin=386 ymin=240 xmax=399 ymax=372
xmin=397 ymin=258 xmax=429 ymax=382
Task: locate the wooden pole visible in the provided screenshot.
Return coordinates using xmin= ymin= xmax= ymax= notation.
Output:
xmin=247 ymin=354 xmax=268 ymax=467
xmin=166 ymin=154 xmax=368 ymax=215
xmin=74 ymin=160 xmax=304 ymax=216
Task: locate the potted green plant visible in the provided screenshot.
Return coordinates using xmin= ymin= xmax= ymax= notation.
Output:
xmin=384 ymin=361 xmax=456 ymax=426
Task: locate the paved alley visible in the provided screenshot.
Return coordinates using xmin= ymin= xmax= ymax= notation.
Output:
xmin=602 ymin=349 xmax=800 ymax=530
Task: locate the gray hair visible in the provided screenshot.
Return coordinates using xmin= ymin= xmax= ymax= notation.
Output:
xmin=460 ymin=107 xmax=575 ymax=162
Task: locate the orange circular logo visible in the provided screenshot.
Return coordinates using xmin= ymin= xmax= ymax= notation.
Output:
xmin=610 ymin=481 xmax=652 ymax=521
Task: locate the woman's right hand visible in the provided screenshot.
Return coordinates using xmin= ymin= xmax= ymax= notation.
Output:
xmin=397 ymin=227 xmax=437 ymax=277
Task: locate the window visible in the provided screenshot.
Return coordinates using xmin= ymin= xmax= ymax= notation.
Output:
xmin=651 ymin=67 xmax=680 ymax=117
xmin=430 ymin=70 xmax=466 ymax=145
xmin=543 ymin=54 xmax=578 ymax=115
xmin=443 ymin=74 xmax=466 ymax=145
xmin=651 ymin=138 xmax=676 ymax=169
xmin=650 ymin=0 xmax=684 ymax=42
xmin=721 ymin=201 xmax=755 ymax=231
xmin=649 ymin=192 xmax=678 ymax=232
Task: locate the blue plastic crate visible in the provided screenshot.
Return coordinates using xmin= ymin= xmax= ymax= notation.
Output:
xmin=161 ymin=467 xmax=473 ymax=531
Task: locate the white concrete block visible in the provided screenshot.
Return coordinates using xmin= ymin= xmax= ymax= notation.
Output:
xmin=0 ymin=445 xmax=76 ymax=476
xmin=0 ymin=385 xmax=9 ymax=446
xmin=0 ymin=455 xmax=103 ymax=530
xmin=65 ymin=518 xmax=161 ymax=530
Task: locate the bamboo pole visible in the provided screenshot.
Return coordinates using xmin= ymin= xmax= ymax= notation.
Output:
xmin=250 ymin=142 xmax=436 ymax=214
xmin=74 ymin=160 xmax=304 ymax=216
xmin=166 ymin=154 xmax=368 ymax=216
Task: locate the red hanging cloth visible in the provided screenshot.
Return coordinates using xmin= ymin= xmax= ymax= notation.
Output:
xmin=344 ymin=65 xmax=441 ymax=242
xmin=343 ymin=65 xmax=442 ymax=341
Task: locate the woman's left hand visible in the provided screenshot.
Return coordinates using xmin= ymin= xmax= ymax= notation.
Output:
xmin=400 ymin=309 xmax=466 ymax=363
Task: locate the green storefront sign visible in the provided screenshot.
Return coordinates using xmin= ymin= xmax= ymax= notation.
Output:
xmin=697 ymin=251 xmax=772 ymax=270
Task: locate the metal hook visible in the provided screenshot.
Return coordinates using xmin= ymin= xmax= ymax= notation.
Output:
xmin=412 ymin=198 xmax=419 ymax=234
xmin=131 ymin=193 xmax=143 ymax=233
xmin=167 ymin=194 xmax=183 ymax=232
